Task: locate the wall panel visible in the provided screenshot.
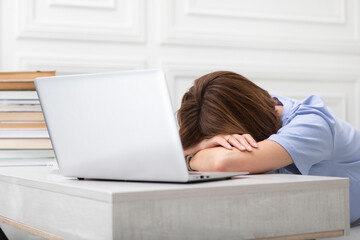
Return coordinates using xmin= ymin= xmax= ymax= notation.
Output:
xmin=0 ymin=0 xmax=359 ymax=129
xmin=160 ymin=0 xmax=360 ymax=53
xmin=0 ymin=2 xmax=359 ymax=238
xmin=17 ymin=0 xmax=145 ymax=42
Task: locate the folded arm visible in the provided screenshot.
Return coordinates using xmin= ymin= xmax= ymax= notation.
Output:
xmin=189 ymin=140 xmax=293 ymax=174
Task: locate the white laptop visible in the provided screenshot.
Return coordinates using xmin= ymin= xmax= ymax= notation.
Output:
xmin=35 ymin=69 xmax=248 ymax=182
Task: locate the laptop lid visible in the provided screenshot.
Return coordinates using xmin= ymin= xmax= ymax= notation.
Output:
xmin=35 ymin=69 xmax=190 ymax=182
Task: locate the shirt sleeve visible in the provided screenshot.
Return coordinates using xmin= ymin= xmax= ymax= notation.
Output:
xmin=268 ymin=113 xmax=334 ymax=175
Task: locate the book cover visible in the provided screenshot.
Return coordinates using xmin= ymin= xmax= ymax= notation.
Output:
xmin=0 ymin=100 xmax=40 ymax=105
xmin=0 ymin=122 xmax=47 ymax=129
xmin=0 ymin=129 xmax=49 ymax=138
xmin=0 ymin=91 xmax=39 ymax=99
xmin=0 ymin=105 xmax=42 ymax=112
xmin=0 ymin=138 xmax=53 ymax=149
xmin=0 ymin=149 xmax=55 ymax=159
xmin=0 ymin=71 xmax=56 ymax=90
xmin=0 ymin=81 xmax=36 ymax=90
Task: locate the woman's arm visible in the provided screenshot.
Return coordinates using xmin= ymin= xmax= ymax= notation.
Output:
xmin=189 ymin=140 xmax=293 ymax=173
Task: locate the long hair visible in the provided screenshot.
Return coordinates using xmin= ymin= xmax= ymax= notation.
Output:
xmin=177 ymin=71 xmax=281 ymax=150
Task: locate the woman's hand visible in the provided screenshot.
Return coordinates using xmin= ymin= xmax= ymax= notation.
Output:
xmin=184 ymin=134 xmax=258 ymax=156
xmin=200 ymin=134 xmax=258 ymax=151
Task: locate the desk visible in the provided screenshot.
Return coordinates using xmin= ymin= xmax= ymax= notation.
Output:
xmin=0 ymin=167 xmax=350 ymax=240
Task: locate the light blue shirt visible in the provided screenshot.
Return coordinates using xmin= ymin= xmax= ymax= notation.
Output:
xmin=268 ymin=94 xmax=360 ymax=224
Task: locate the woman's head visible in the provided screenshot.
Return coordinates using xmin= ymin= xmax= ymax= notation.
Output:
xmin=177 ymin=71 xmax=281 ymax=149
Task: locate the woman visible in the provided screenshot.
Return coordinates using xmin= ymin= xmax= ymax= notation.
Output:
xmin=178 ymin=71 xmax=360 ymax=224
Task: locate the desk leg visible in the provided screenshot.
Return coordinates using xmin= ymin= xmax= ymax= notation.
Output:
xmin=0 ymin=227 xmax=8 ymax=240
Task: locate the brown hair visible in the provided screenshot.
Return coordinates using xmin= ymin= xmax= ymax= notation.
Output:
xmin=177 ymin=71 xmax=281 ymax=149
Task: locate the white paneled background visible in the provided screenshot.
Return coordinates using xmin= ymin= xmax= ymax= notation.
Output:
xmin=1 ymin=0 xmax=360 ymax=128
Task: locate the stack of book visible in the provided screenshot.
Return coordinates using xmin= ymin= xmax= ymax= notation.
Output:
xmin=0 ymin=71 xmax=56 ymax=163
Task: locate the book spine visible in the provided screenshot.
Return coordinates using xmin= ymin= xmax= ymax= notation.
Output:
xmin=0 ymin=71 xmax=56 ymax=79
xmin=0 ymin=112 xmax=45 ymax=121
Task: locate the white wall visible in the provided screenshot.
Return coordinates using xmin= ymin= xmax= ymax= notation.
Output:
xmin=1 ymin=0 xmax=360 ymax=128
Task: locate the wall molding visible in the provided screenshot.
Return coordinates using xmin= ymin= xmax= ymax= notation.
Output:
xmin=49 ymin=0 xmax=116 ymax=9
xmin=17 ymin=0 xmax=145 ymax=43
xmin=160 ymin=0 xmax=360 ymax=53
xmin=160 ymin=59 xmax=360 ymax=82
xmin=17 ymin=55 xmax=146 ymax=75
xmin=185 ymin=0 xmax=346 ymax=24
